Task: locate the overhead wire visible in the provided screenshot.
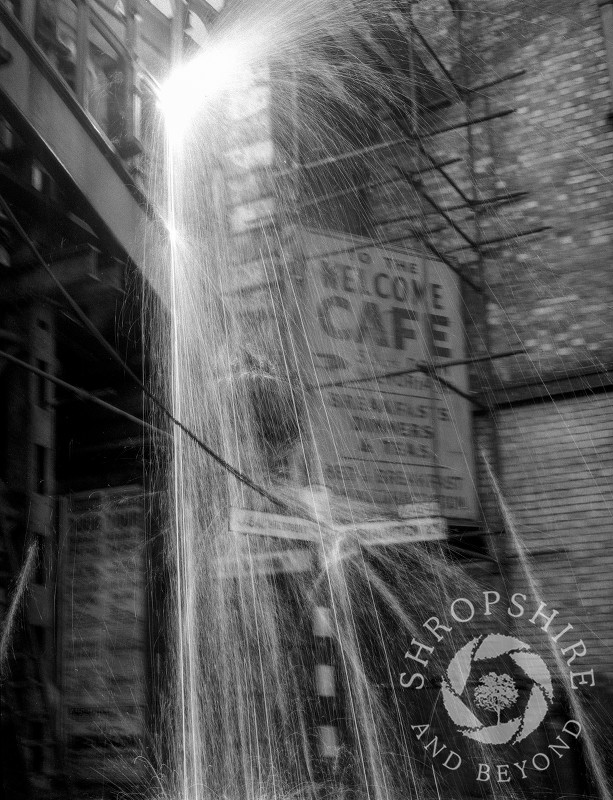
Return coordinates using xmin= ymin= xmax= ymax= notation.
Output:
xmin=0 ymin=197 xmax=478 ymax=539
xmin=0 ymin=351 xmax=489 ymax=556
xmin=0 ymin=348 xmax=167 ymax=439
xmin=0 ymin=192 xmax=292 ymax=513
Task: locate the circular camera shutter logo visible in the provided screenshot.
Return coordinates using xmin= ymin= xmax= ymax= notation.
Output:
xmin=441 ymin=634 xmax=554 ymax=746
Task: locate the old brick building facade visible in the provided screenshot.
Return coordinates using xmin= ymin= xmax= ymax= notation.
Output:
xmin=223 ymin=0 xmax=613 ymax=787
xmin=226 ymin=0 xmax=613 ymax=610
xmin=1 ymin=0 xmax=613 ymax=796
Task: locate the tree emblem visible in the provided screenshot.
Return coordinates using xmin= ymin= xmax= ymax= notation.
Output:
xmin=441 ymin=634 xmax=553 ymax=745
xmin=474 ymin=672 xmax=519 ymax=725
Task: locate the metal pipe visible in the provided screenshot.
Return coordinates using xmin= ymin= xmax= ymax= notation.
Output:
xmin=423 ymin=107 xmax=516 ymax=137
xmin=392 ymin=163 xmax=476 ymax=246
xmin=319 ymin=349 xmax=526 ymax=389
xmin=447 ymin=225 xmax=550 ymax=253
xmin=274 ymin=134 xmax=414 ymax=177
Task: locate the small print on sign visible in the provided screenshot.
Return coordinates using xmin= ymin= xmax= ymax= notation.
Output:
xmin=294 ymin=227 xmax=476 ymax=519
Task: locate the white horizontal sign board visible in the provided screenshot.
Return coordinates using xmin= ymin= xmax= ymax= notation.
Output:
xmin=339 ymin=516 xmax=447 ymax=546
xmin=230 ymin=508 xmax=319 ymax=541
xmin=295 ymin=228 xmax=477 ymax=520
xmin=218 ymin=549 xmax=314 ymax=577
xmin=230 ymin=508 xmax=446 ymax=548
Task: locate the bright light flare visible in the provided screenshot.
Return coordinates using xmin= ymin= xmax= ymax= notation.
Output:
xmin=158 ymin=41 xmax=248 ymax=139
xmin=165 ymin=220 xmax=181 ymax=246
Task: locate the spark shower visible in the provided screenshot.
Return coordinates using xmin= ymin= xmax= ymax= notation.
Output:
xmin=142 ymin=3 xmax=612 ymax=800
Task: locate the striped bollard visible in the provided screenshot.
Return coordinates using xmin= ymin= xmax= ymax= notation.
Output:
xmin=313 ymin=603 xmax=339 ymax=779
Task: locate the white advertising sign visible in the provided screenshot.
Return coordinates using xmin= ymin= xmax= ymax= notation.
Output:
xmin=229 ymin=508 xmax=447 ymax=550
xmin=62 ymin=487 xmax=147 ymax=783
xmin=230 ymin=508 xmax=319 ymax=541
xmin=340 ymin=517 xmax=447 ymax=546
xmin=295 ymin=228 xmax=476 ymax=520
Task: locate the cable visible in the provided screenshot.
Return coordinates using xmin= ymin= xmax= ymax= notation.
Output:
xmin=320 ymin=349 xmax=525 ymax=389
xmin=0 ymin=193 xmax=291 ymax=513
xmin=0 ymin=358 xmax=498 ymax=553
xmin=0 ymin=348 xmax=167 ymax=437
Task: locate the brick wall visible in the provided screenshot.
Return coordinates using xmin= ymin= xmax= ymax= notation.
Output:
xmin=370 ymin=1 xmax=613 ymax=389
xmin=214 ymin=1 xmax=613 ymax=784
xmin=366 ymin=0 xmax=613 ymax=714
xmin=462 ymin=0 xmax=613 ymax=386
xmin=493 ymin=394 xmax=613 ymax=680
